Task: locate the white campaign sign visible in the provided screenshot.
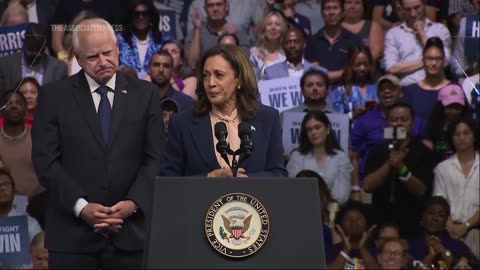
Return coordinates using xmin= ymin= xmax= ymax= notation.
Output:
xmin=282 ymin=112 xmax=350 ymax=156
xmin=258 ymin=77 xmax=303 ymax=113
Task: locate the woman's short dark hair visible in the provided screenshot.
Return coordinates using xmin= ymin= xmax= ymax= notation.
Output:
xmin=296 ymin=111 xmax=342 ymax=155
xmin=300 ymin=68 xmax=329 ymax=91
xmin=194 ymin=45 xmax=259 ymax=120
xmin=447 ymin=117 xmax=480 ymax=151
xmin=423 ymin=36 xmax=445 ymax=57
xmin=335 ymin=201 xmax=371 ymax=227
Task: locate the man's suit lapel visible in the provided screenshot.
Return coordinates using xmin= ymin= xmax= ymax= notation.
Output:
xmin=107 ymin=72 xmax=128 ymax=150
xmin=71 ymin=71 xmax=105 ymax=149
xmin=191 ymin=114 xmax=219 ymax=171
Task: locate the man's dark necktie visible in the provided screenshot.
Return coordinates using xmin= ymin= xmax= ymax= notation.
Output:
xmin=96 ymin=86 xmax=111 ymax=143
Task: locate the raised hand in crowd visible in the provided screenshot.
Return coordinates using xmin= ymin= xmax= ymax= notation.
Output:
xmin=192 ymin=7 xmax=202 ymax=30
xmin=359 ymin=224 xmax=377 ymax=249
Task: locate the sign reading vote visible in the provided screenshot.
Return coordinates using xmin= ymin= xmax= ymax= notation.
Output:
xmin=258 ymin=77 xmax=303 ymax=113
xmin=0 ymin=23 xmax=28 ymax=56
xmin=158 ymin=9 xmax=176 ymax=40
xmin=0 ymin=216 xmax=31 ymax=269
xmin=282 ymin=112 xmax=350 ymax=156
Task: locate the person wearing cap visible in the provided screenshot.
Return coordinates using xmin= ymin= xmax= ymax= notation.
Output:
xmin=363 ymin=102 xmax=435 ymax=237
xmin=422 ymin=83 xmax=471 ymax=165
xmin=350 ymin=74 xmax=424 ymax=201
xmin=148 ymin=50 xmax=194 ymax=113
xmin=433 ymin=117 xmax=479 ymax=259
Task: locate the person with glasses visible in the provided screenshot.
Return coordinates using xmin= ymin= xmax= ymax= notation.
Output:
xmin=377 ymin=238 xmax=409 ymax=269
xmin=117 ymin=0 xmax=166 ymax=78
xmin=383 ymin=0 xmax=451 ymax=87
xmin=402 ymin=37 xmax=452 ymax=125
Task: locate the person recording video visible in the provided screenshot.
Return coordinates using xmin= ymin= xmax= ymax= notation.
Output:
xmin=363 ymin=102 xmax=435 ymax=237
xmin=159 ymin=45 xmax=287 ymax=177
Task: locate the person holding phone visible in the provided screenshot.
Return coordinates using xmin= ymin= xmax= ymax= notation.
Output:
xmin=363 ymin=102 xmax=435 ymax=237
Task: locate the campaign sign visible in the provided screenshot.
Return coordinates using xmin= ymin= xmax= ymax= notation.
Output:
xmin=0 ymin=216 xmax=31 ymax=269
xmin=465 ymin=16 xmax=480 ymax=58
xmin=158 ymin=9 xmax=176 ymax=40
xmin=0 ymin=23 xmax=28 ymax=56
xmin=282 ymin=112 xmax=350 ymax=155
xmin=258 ymin=77 xmax=303 ymax=113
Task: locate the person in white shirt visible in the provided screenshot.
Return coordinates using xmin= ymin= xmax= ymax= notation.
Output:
xmin=434 ymin=117 xmax=480 ymax=259
xmin=383 ymin=0 xmax=451 ymax=86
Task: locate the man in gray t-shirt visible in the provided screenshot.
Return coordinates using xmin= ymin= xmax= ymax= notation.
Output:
xmin=185 ymin=0 xmax=250 ymax=69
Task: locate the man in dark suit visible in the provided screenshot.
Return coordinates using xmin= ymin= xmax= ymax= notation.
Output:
xmin=0 ymin=23 xmax=67 ymax=96
xmin=263 ymin=27 xmax=327 ymax=81
xmin=31 ymin=18 xmax=164 ymax=268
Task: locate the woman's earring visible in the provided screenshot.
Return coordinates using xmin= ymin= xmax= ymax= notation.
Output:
xmin=237 ymin=85 xmax=241 ymax=89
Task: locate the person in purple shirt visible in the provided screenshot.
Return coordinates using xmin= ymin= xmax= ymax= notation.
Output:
xmin=350 ymin=74 xmax=424 ymax=201
xmin=408 ymin=196 xmax=471 ymax=269
xmin=327 ymin=201 xmax=379 ymax=269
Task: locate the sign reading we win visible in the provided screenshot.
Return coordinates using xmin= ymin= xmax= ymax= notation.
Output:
xmin=258 ymin=77 xmax=303 ymax=112
xmin=0 ymin=216 xmax=31 ymax=269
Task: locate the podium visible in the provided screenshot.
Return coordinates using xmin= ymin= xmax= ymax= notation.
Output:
xmin=144 ymin=177 xmax=326 ymax=269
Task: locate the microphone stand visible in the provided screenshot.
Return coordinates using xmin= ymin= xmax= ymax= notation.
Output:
xmin=219 ymin=145 xmax=250 ymax=177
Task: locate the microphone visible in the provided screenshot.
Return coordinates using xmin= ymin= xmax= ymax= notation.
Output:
xmin=214 ymin=122 xmax=230 ymax=166
xmin=238 ymin=122 xmax=253 ymax=157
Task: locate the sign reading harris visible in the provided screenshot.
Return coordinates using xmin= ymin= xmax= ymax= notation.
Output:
xmin=0 ymin=216 xmax=32 ymax=269
xmin=282 ymin=112 xmax=350 ymax=156
xmin=205 ymin=193 xmax=270 ymax=258
xmin=0 ymin=23 xmax=28 ymax=57
xmin=258 ymin=77 xmax=303 ymax=113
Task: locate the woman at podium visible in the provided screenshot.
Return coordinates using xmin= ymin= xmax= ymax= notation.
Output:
xmin=160 ymin=45 xmax=287 ymax=177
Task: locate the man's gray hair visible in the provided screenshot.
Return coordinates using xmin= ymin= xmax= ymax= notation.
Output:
xmin=72 ymin=18 xmax=117 ymax=52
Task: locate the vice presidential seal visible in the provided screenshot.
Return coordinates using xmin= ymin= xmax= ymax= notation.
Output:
xmin=205 ymin=193 xmax=270 ymax=258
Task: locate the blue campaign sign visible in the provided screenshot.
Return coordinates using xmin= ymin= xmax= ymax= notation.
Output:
xmin=465 ymin=15 xmax=480 ymax=59
xmin=0 ymin=23 xmax=28 ymax=56
xmin=158 ymin=9 xmax=176 ymax=40
xmin=0 ymin=216 xmax=32 ymax=269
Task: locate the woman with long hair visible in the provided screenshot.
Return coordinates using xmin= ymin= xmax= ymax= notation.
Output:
xmin=249 ymin=10 xmax=288 ymax=80
xmin=423 ymin=84 xmax=470 ymax=164
xmin=403 ymin=37 xmax=451 ymax=124
xmin=330 ymin=45 xmax=378 ymax=118
xmin=117 ymin=0 xmax=164 ymax=78
xmin=287 ymin=111 xmax=353 ymax=204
